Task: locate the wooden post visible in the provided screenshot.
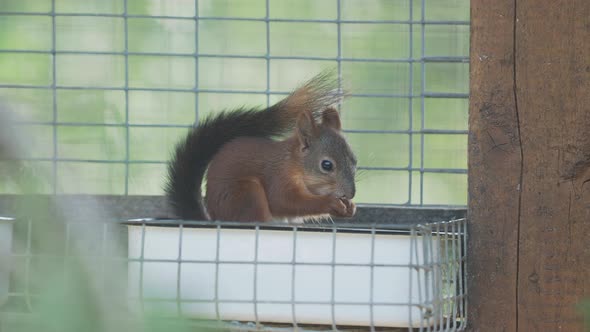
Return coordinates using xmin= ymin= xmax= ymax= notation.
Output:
xmin=469 ymin=0 xmax=590 ymax=331
xmin=468 ymin=0 xmax=520 ymax=330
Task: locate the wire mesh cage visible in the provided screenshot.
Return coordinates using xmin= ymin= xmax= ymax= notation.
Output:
xmin=0 ymin=216 xmax=466 ymax=331
xmin=0 ymin=0 xmax=469 ymax=206
xmin=0 ymin=0 xmax=469 ymax=331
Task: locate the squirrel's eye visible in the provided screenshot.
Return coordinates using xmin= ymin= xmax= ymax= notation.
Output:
xmin=321 ymin=160 xmax=333 ymax=172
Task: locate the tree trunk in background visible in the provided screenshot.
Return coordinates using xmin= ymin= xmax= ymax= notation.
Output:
xmin=469 ymin=0 xmax=590 ymax=331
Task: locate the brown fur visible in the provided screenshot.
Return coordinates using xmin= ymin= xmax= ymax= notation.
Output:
xmin=205 ymin=109 xmax=356 ymax=222
xmin=166 ymin=71 xmax=356 ymax=222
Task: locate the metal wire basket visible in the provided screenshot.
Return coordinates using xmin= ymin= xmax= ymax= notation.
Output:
xmin=0 ymin=216 xmax=466 ymax=331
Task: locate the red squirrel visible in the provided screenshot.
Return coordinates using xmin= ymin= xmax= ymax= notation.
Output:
xmin=165 ymin=72 xmax=357 ymax=222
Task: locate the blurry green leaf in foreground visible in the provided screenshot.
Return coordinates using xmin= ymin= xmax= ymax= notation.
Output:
xmin=578 ymin=299 xmax=590 ymax=331
xmin=0 ymin=108 xmax=203 ymax=332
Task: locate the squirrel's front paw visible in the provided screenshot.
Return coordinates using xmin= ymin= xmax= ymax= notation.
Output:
xmin=329 ymin=198 xmax=356 ymax=218
xmin=342 ymin=198 xmax=356 ymax=218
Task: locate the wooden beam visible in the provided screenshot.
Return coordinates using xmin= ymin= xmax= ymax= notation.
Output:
xmin=470 ymin=0 xmax=590 ymax=330
xmin=515 ymin=0 xmax=590 ymax=330
xmin=468 ymin=0 xmax=520 ymax=330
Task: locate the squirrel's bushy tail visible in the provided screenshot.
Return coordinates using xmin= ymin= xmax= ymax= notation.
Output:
xmin=165 ymin=71 xmax=342 ymax=220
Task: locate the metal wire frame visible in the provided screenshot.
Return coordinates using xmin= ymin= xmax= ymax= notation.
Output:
xmin=0 ymin=217 xmax=467 ymax=331
xmin=0 ymin=1 xmax=469 ymax=205
xmin=0 ymin=12 xmax=469 ymax=25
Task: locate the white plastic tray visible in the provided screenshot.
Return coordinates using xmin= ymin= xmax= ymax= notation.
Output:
xmin=127 ymin=224 xmax=438 ymax=328
xmin=0 ymin=217 xmax=14 ymax=307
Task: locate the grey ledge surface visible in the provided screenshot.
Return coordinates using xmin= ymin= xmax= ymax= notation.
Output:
xmin=0 ymin=195 xmax=466 ymax=225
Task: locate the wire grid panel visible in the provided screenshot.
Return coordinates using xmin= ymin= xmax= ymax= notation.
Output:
xmin=0 ymin=217 xmax=467 ymax=331
xmin=128 ymin=219 xmax=467 ymax=331
xmin=0 ymin=0 xmax=469 ymax=206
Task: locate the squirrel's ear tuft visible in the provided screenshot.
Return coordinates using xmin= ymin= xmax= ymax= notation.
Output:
xmin=296 ymin=111 xmax=317 ymax=150
xmin=321 ymin=107 xmax=342 ymax=131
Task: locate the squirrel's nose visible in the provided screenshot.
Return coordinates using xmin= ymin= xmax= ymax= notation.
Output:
xmin=343 ymin=185 xmax=356 ymax=199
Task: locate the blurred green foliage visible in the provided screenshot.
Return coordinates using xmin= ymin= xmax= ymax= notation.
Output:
xmin=0 ymin=0 xmax=469 ymax=205
xmin=0 ymin=110 xmax=208 ymax=332
xmin=579 ymin=300 xmax=590 ymax=330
